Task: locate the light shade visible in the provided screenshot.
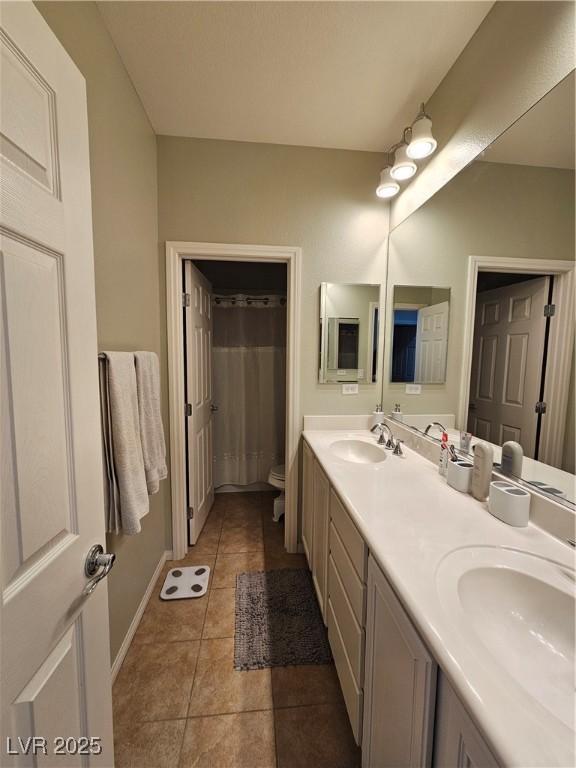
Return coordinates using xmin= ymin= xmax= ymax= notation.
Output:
xmin=407 ymin=115 xmax=437 ymax=159
xmin=390 ymin=144 xmax=417 ymax=181
xmin=376 ymin=167 xmax=400 ymax=199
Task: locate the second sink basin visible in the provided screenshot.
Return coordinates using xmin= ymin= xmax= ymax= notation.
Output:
xmin=330 ymin=439 xmax=386 ymax=464
xmin=436 ymin=546 xmax=575 ymax=732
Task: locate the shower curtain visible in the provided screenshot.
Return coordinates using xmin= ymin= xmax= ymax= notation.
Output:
xmin=212 ymin=293 xmax=286 ymax=488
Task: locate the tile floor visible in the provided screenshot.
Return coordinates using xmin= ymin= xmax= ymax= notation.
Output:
xmin=113 ymin=491 xmax=360 ymax=768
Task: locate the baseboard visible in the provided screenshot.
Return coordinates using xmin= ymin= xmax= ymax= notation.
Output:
xmin=111 ymin=549 xmax=171 ymax=681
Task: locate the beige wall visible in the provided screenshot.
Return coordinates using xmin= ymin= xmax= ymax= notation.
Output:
xmin=37 ymin=2 xmax=169 ymax=662
xmin=391 ymin=1 xmax=575 ymax=229
xmin=383 ymin=161 xmax=575 ymax=463
xmin=157 ymin=136 xmax=389 ymax=417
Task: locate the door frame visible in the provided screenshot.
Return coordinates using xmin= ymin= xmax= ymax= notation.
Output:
xmin=166 ymin=241 xmax=302 ymax=559
xmin=458 ymin=255 xmax=575 ymax=466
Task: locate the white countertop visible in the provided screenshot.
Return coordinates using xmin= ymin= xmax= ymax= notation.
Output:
xmin=303 ymin=429 xmax=575 ymax=768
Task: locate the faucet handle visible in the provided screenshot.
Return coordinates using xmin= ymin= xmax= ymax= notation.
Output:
xmin=393 ymin=440 xmax=404 ymax=457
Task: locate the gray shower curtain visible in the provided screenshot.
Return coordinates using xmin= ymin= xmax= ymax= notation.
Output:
xmin=212 ymin=294 xmax=286 ymax=487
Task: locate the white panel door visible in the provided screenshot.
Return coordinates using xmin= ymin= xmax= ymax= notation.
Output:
xmin=468 ymin=277 xmax=548 ymax=457
xmin=414 ymin=301 xmax=449 ymax=384
xmin=1 ymin=3 xmax=114 ymax=765
xmin=184 ymin=261 xmax=214 ymax=544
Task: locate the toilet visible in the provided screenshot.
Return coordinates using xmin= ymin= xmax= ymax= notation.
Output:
xmin=267 ymin=464 xmax=285 ymax=522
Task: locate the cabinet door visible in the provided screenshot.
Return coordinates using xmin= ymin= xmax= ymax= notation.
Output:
xmin=433 ymin=675 xmax=499 ymax=768
xmin=312 ymin=460 xmax=330 ymax=620
xmin=362 ymin=556 xmax=437 ymax=768
xmin=301 ymin=440 xmax=314 ymax=566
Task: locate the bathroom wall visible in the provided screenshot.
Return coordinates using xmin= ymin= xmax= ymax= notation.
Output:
xmin=391 ymin=0 xmax=575 ymax=229
xmin=383 ymin=161 xmax=575 ymax=460
xmin=157 ymin=136 xmax=389 ymax=417
xmin=36 ymin=2 xmax=169 ymax=662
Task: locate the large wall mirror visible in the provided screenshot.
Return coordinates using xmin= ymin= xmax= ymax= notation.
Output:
xmin=319 ymin=283 xmax=380 ymax=383
xmin=382 ymin=72 xmax=575 ymax=505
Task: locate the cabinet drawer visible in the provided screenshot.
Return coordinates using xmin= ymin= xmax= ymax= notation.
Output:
xmin=330 ymin=522 xmax=365 ymax=625
xmin=329 ymin=489 xmax=367 ymax=581
xmin=328 ymin=555 xmax=364 ymax=686
xmin=327 ymin=599 xmax=363 ymax=746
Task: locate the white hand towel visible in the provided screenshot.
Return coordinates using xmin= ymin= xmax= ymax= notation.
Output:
xmin=134 ymin=351 xmax=167 ymax=494
xmin=102 ymin=352 xmax=149 ymax=534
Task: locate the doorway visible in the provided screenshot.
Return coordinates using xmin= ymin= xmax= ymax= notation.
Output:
xmin=468 ymin=272 xmax=551 ymax=459
xmin=166 ymin=243 xmax=302 ymax=560
xmin=184 ymin=259 xmax=288 ymax=545
xmin=459 ymin=255 xmax=575 ymax=468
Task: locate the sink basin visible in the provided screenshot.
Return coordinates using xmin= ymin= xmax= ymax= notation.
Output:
xmin=329 ymin=439 xmax=386 ymax=464
xmin=436 ymin=547 xmax=575 ymax=731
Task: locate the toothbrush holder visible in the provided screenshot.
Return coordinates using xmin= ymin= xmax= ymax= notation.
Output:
xmin=488 ymin=481 xmax=530 ymax=527
xmin=446 ymin=459 xmax=473 ymax=493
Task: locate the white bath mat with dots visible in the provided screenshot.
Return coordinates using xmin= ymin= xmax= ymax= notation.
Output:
xmin=160 ymin=565 xmax=210 ymax=600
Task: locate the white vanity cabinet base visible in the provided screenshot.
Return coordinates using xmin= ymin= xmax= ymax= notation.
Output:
xmin=362 ymin=555 xmax=437 ymax=768
xmin=433 ymin=676 xmax=499 ymax=768
xmin=312 ymin=462 xmax=330 ymax=620
xmin=302 ymin=441 xmax=314 ymax=566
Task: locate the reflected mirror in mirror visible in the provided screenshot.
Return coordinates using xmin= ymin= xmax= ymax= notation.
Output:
xmin=383 ymin=72 xmax=575 ymax=505
xmin=319 ymin=283 xmax=380 ymax=383
xmin=390 ymin=286 xmax=450 ymax=384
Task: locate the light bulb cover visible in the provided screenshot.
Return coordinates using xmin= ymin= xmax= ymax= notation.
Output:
xmin=376 ymin=167 xmax=400 ymax=199
xmin=390 ymin=144 xmax=417 ymax=180
xmin=406 ymin=115 xmax=437 ymax=159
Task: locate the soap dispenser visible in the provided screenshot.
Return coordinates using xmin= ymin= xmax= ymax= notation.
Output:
xmin=390 ymin=403 xmax=404 ymax=423
xmin=370 ymin=404 xmax=383 ymax=430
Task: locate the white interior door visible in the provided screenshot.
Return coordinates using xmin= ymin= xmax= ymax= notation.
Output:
xmin=414 ymin=301 xmax=449 ymax=383
xmin=468 ymin=276 xmax=549 ymax=456
xmin=184 ymin=261 xmax=214 ymax=544
xmin=1 ymin=3 xmax=114 ymax=765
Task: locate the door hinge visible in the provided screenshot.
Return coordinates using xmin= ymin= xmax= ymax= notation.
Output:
xmin=185 ymin=403 xmax=192 ymax=417
xmin=182 ymin=292 xmax=191 ymax=307
xmin=535 ymin=401 xmax=547 ymax=415
xmin=544 ymin=304 xmax=556 ymax=317
xmin=187 ymin=507 xmax=194 ymax=520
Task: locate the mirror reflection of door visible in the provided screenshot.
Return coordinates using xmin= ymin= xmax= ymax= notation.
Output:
xmin=468 ymin=274 xmax=550 ymax=458
xmin=390 ymin=286 xmax=450 ymax=384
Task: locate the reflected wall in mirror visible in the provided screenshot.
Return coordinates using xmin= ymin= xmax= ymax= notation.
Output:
xmin=319 ymin=283 xmax=380 ymax=383
xmin=391 ymin=286 xmax=450 ymax=384
xmin=383 ymin=72 xmax=575 ymax=504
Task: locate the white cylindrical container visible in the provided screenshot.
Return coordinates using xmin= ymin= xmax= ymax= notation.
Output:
xmin=488 ymin=481 xmax=530 ymax=527
xmin=446 ymin=459 xmax=473 ymax=493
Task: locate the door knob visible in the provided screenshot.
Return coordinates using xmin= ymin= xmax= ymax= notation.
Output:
xmin=84 ymin=544 xmax=116 ymax=595
xmin=210 ymin=404 xmax=218 ymax=412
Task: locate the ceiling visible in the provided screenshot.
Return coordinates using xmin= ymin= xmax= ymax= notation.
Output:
xmin=98 ymin=1 xmax=493 ymax=152
xmin=482 ymin=71 xmax=575 ymax=169
xmin=193 ymin=260 xmax=287 ymax=291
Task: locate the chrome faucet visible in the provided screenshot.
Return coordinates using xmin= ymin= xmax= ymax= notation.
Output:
xmin=424 ymin=421 xmax=447 ymax=436
xmin=370 ymin=421 xmax=395 ymax=449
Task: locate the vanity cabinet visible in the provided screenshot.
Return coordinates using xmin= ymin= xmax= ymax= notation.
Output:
xmin=312 ymin=461 xmax=330 ymax=618
xmin=362 ymin=555 xmax=437 ymax=768
xmin=301 ymin=439 xmax=330 ymax=621
xmin=301 ymin=440 xmax=314 ymax=565
xmin=433 ymin=675 xmax=499 ymax=768
xmin=327 ymin=489 xmax=368 ymax=745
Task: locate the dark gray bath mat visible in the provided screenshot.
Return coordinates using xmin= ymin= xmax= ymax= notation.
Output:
xmin=234 ymin=568 xmax=332 ymax=670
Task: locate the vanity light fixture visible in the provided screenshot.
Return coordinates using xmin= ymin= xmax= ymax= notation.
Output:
xmin=390 ymin=143 xmax=417 ymax=181
xmin=406 ymin=103 xmax=437 ymax=160
xmin=376 ymin=102 xmax=437 ymax=199
xmin=376 ymin=166 xmax=400 ymax=198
